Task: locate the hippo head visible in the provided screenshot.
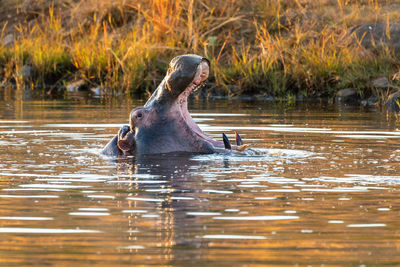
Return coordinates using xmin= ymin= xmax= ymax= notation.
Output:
xmin=116 ymin=54 xmax=216 ymax=155
xmin=102 ymin=54 xmax=246 ymax=156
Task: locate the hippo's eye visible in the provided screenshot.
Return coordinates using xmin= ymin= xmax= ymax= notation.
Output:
xmin=137 ymin=112 xmax=142 ymax=118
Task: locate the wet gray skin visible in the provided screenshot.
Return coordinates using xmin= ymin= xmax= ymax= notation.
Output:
xmin=101 ymin=54 xmax=242 ymax=156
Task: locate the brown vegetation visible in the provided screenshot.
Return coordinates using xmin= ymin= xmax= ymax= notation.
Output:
xmin=0 ymin=0 xmax=400 ymax=100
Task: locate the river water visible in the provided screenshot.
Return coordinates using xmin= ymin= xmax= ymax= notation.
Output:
xmin=0 ymin=95 xmax=400 ymax=266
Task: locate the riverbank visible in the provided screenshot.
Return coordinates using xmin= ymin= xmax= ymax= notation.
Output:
xmin=1 ymin=0 xmax=400 ymax=103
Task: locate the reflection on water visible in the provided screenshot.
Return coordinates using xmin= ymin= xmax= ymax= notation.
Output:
xmin=1 ymin=96 xmax=400 ymax=265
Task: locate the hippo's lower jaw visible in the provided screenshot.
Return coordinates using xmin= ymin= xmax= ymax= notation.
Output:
xmin=101 ymin=54 xmax=248 ymax=156
xmin=168 ymin=65 xmax=249 ymax=153
xmin=175 ymin=81 xmax=243 ymax=152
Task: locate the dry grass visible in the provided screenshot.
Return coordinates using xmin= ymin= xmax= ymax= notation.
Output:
xmin=0 ymin=0 xmax=400 ymax=99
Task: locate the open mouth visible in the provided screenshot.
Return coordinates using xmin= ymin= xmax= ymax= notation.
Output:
xmin=175 ymin=60 xmax=248 ymax=152
xmin=175 ymin=61 xmax=226 ymax=149
xmin=105 ymin=54 xmax=248 ymax=156
xmin=117 ymin=57 xmax=247 ymax=154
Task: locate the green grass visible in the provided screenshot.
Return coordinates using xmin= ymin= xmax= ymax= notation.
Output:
xmin=0 ymin=0 xmax=400 ymax=99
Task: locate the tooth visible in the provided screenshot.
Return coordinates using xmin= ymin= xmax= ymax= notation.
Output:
xmin=235 ymin=131 xmax=243 ymax=146
xmin=222 ymin=133 xmax=231 ymax=150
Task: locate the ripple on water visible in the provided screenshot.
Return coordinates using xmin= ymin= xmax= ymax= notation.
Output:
xmin=201 ymin=235 xmax=267 ymax=240
xmin=118 ymin=245 xmax=145 ymax=250
xmin=377 ymin=208 xmax=391 ymax=211
xmin=78 ymin=208 xmax=109 ymax=211
xmin=187 ymin=212 xmax=222 ymax=216
xmin=0 ymin=195 xmax=59 ymax=198
xmin=126 ymin=197 xmax=165 ymax=202
xmin=0 ymin=130 xmax=50 ymax=134
xmin=0 ymin=173 xmax=54 ymax=177
xmin=107 ymin=180 xmax=167 ymax=184
xmin=347 ymin=224 xmax=387 ymax=228
xmin=122 ymin=210 xmax=148 ymax=214
xmin=203 ymin=189 xmax=233 ymax=194
xmin=42 ymin=123 xmax=123 ymax=128
xmin=0 ymin=121 xmax=29 ymax=123
xmin=171 ymin=196 xmax=195 ymax=200
xmin=35 ymin=178 xmax=106 ymax=183
xmin=303 ymin=175 xmax=400 ymax=185
xmin=0 ymin=217 xmax=53 ymax=220
xmin=300 ymin=187 xmax=368 ymax=192
xmin=141 ymin=214 xmax=159 ymax=218
xmin=263 ymin=189 xmax=300 ymax=193
xmin=69 ymin=212 xmax=111 ymax=216
xmin=191 ymin=113 xmax=247 ymax=117
xmin=213 ymin=215 xmax=299 ymax=220
xmin=86 ymin=195 xmax=115 ymax=199
xmin=191 ymin=148 xmax=314 ymax=163
xmin=225 ymin=209 xmax=240 ymax=212
xmin=329 ymin=220 xmax=344 ymax=224
xmin=0 ymin=228 xmax=101 ymax=233
xmin=19 ymin=184 xmax=90 ymax=189
xmin=3 ymin=188 xmax=64 ymax=192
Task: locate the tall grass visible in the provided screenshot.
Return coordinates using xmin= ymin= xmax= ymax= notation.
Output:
xmin=0 ymin=0 xmax=399 ymax=99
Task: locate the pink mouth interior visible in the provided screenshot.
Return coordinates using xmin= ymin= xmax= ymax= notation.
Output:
xmin=175 ymin=62 xmax=224 ymax=149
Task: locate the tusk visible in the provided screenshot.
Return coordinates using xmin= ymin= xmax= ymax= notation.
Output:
xmin=222 ymin=133 xmax=231 ymax=150
xmin=234 ymin=131 xmax=243 ymax=146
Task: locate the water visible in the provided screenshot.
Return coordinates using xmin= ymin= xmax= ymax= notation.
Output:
xmin=1 ymin=96 xmax=400 ymax=266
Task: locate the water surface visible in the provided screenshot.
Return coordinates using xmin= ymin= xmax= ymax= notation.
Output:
xmin=1 ymin=96 xmax=400 ymax=266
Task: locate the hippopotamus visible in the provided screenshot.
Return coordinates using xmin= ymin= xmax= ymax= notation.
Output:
xmin=101 ymin=54 xmax=248 ymax=156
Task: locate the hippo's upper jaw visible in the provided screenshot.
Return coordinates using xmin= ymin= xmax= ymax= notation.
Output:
xmin=101 ymin=54 xmax=246 ymax=156
xmin=144 ymin=55 xmax=210 ymax=107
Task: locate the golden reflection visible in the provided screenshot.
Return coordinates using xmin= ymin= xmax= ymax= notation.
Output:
xmin=14 ymin=90 xmax=23 ymax=120
xmin=1 ymin=98 xmax=400 ymax=265
xmin=162 ymin=198 xmax=175 ymax=261
xmin=127 ymin=160 xmax=139 ymax=242
xmin=119 ymin=158 xmax=175 ymax=262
